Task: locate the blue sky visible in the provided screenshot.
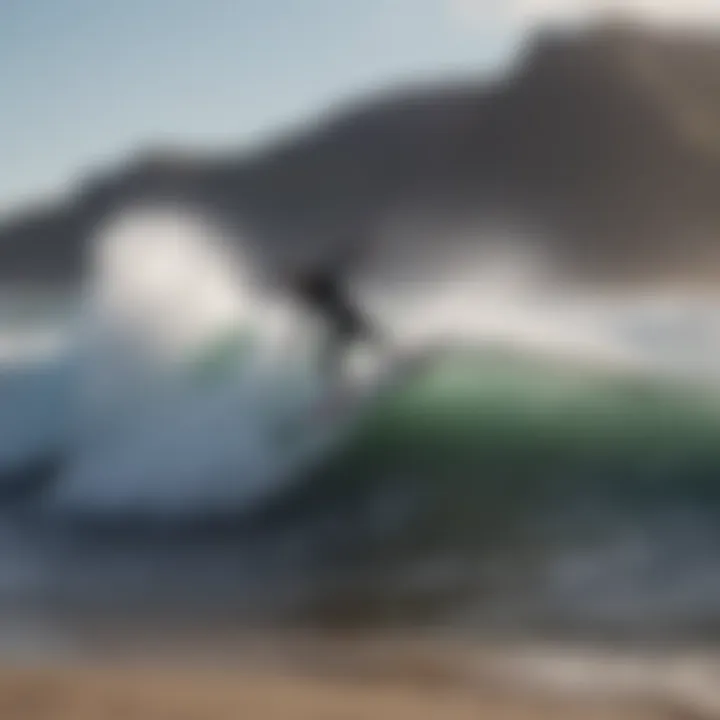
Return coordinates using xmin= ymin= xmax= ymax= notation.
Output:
xmin=0 ymin=0 xmax=524 ymax=212
xmin=3 ymin=0 xmax=720 ymax=212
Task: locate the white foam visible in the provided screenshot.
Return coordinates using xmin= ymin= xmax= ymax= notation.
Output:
xmin=48 ymin=207 xmax=342 ymax=514
xmin=5 ymin=214 xmax=720 ymax=512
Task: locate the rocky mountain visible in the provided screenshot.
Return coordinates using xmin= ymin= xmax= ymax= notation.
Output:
xmin=3 ymin=22 xmax=720 ymax=289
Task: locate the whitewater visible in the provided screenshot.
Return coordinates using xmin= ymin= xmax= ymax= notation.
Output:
xmin=4 ymin=206 xmax=720 ymax=649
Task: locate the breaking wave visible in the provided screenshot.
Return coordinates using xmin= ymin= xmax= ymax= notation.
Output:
xmin=2 ymin=208 xmax=720 ymax=640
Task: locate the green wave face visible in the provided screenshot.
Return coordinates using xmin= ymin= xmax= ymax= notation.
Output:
xmin=318 ymin=349 xmax=720 ymax=507
xmin=187 ymin=334 xmax=720 ymax=523
xmin=250 ymin=347 xmax=720 ymax=628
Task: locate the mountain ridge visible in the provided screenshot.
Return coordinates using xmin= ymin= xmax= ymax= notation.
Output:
xmin=3 ymin=23 xmax=720 ymax=289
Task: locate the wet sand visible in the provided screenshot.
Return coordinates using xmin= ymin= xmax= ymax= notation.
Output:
xmin=1 ymin=631 xmax=718 ymax=720
xmin=0 ymin=664 xmax=697 ymax=720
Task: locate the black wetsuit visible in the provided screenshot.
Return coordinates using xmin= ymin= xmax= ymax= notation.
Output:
xmin=290 ymin=271 xmax=371 ymax=374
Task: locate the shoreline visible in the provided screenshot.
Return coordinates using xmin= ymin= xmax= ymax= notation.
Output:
xmin=0 ymin=662 xmax=698 ymax=720
xmin=2 ymin=629 xmax=720 ymax=718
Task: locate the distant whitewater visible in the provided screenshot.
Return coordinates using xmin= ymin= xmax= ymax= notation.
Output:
xmin=2 ymin=207 xmax=720 ymax=641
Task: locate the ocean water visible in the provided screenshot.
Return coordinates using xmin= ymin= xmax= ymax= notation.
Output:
xmin=3 ymin=207 xmax=720 ymax=658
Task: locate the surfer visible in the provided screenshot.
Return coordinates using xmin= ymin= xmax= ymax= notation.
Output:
xmin=287 ymin=266 xmax=377 ymax=378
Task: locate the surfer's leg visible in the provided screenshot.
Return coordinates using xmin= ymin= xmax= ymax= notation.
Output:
xmin=313 ymin=284 xmax=383 ymax=379
xmin=348 ymin=304 xmax=386 ymax=357
xmin=319 ymin=326 xmax=345 ymax=381
xmin=321 ymin=307 xmax=361 ymax=379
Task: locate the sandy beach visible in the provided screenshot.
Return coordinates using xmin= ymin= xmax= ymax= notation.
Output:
xmin=0 ymin=631 xmax=717 ymax=720
xmin=0 ymin=664 xmax=694 ymax=720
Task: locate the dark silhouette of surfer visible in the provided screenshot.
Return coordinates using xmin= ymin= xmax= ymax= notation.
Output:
xmin=287 ymin=265 xmax=376 ymax=376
